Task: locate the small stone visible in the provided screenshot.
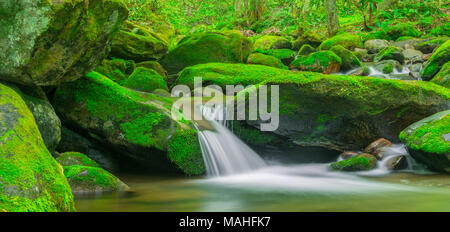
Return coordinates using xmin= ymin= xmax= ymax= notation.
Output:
xmin=364 ymin=138 xmax=392 ymax=160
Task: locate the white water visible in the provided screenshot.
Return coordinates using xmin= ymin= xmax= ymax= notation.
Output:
xmin=196 ymin=105 xmax=266 ymax=177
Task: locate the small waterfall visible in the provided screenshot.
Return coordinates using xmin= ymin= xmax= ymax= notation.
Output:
xmin=196 ymin=104 xmax=266 ymax=177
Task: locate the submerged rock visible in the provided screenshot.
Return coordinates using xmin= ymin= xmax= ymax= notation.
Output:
xmin=161 ymin=32 xmax=252 ymax=74
xmin=63 ymin=165 xmax=129 ymax=194
xmin=0 ymin=0 xmax=128 ymax=86
xmin=53 ymin=72 xmax=205 ymax=175
xmin=399 ymin=110 xmax=450 ymax=173
xmin=0 ymin=83 xmax=74 ymax=212
xmin=330 ymin=153 xmax=377 ymax=171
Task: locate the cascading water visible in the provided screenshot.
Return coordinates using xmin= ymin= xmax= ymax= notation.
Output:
xmin=196 ymin=104 xmax=266 ymax=177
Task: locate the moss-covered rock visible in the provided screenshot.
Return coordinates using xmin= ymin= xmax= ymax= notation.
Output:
xmin=292 ymin=32 xmax=324 ymax=50
xmin=174 ymin=63 xmax=293 ymax=89
xmin=318 ymin=33 xmax=363 ymax=51
xmin=364 ymin=39 xmax=390 ymax=54
xmin=381 ymin=23 xmax=422 ymax=41
xmin=136 ymin=61 xmax=168 ymax=79
xmin=247 ymin=53 xmax=288 ymax=70
xmin=0 ymin=0 xmax=128 ymax=86
xmin=122 ymin=67 xmax=168 ymax=93
xmin=254 ymin=35 xmax=291 ymax=50
xmin=254 ymin=49 xmax=296 ymax=66
xmin=399 ymin=110 xmax=450 ymax=173
xmin=94 ymin=58 xmax=136 ymax=84
xmin=422 ymin=40 xmax=450 ymax=81
xmin=289 ymin=51 xmax=342 ymax=74
xmin=383 ymin=63 xmax=394 ymax=74
xmin=330 ymin=153 xmax=377 ymax=171
xmin=374 ymin=46 xmax=405 ymax=64
xmin=56 ymin=152 xmax=101 ymax=168
xmin=110 ymin=20 xmax=168 ymax=62
xmin=330 ymin=45 xmax=362 ymax=71
xmin=0 ymin=83 xmax=74 ymax=212
xmin=371 ymin=60 xmax=403 ymax=74
xmin=161 ymin=32 xmax=252 ymax=74
xmin=63 ymin=165 xmax=128 ymax=193
xmin=53 ymin=71 xmax=204 ymax=175
xmin=431 ymin=61 xmax=450 ymax=88
xmin=298 ymin=44 xmax=316 ymax=56
xmin=414 ymin=37 xmax=449 ymax=54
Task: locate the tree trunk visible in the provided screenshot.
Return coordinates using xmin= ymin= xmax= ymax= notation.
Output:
xmin=325 ymin=0 xmax=340 ymax=37
xmin=235 ymin=0 xmax=242 ymax=18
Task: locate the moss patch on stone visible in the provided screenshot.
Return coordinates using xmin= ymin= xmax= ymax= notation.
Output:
xmin=431 ymin=61 xmax=450 ymax=88
xmin=289 ymin=51 xmax=342 ymax=74
xmin=330 ymin=45 xmax=362 ymax=71
xmin=123 ymin=67 xmax=169 ymax=93
xmin=63 ymin=165 xmax=128 ymax=193
xmin=247 ymin=53 xmax=288 ymax=69
xmin=330 ymin=153 xmax=377 ymax=171
xmin=318 ymin=33 xmax=363 ymax=51
xmin=422 ymin=40 xmax=450 ymax=81
xmin=56 ymin=152 xmax=101 ymax=168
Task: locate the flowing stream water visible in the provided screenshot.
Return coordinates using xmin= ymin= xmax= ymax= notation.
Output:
xmin=75 ymin=104 xmax=450 ymax=212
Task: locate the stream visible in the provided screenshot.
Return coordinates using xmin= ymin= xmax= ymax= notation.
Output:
xmin=75 ymin=104 xmax=450 ymax=212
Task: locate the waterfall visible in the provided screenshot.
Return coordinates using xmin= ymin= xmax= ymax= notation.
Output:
xmin=196 ymin=104 xmax=266 ymax=177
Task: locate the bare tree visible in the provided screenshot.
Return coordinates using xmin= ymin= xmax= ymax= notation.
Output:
xmin=325 ymin=0 xmax=340 ymax=36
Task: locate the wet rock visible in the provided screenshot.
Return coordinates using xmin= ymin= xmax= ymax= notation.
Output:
xmin=340 ymin=151 xmax=359 ymax=160
xmin=0 ymin=0 xmax=128 ymax=86
xmin=364 ymin=138 xmax=392 ymax=160
xmin=347 ymin=66 xmax=370 ymax=76
xmin=414 ymin=37 xmax=449 ymax=54
xmin=402 ymin=49 xmax=424 ymax=64
xmin=374 ymin=46 xmax=405 ymax=64
xmin=431 ymin=61 xmax=450 ymax=88
xmin=400 ymin=110 xmax=450 ymax=173
xmin=389 ymin=73 xmax=416 ymax=80
xmin=364 ymin=39 xmax=390 ymax=54
xmin=372 ymin=60 xmax=403 ymax=73
xmin=330 ymin=153 xmax=377 ymax=171
xmin=422 ymin=40 xmax=450 ymax=81
xmin=385 ymin=155 xmax=408 ymax=170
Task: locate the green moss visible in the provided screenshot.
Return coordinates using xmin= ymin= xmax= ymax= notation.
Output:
xmin=56 ymin=152 xmax=100 ymax=168
xmin=383 ymin=63 xmax=394 ymax=74
xmin=330 ymin=153 xmax=377 ymax=171
xmin=396 ymin=36 xmax=415 ymax=42
xmin=382 ymin=23 xmax=422 ymax=41
xmin=255 ymin=49 xmax=295 ymax=60
xmin=167 ymin=129 xmax=205 ymax=176
xmin=318 ymin=33 xmax=363 ymax=51
xmin=174 ymin=63 xmax=293 ymax=89
xmin=231 ymin=121 xmax=280 ymax=146
xmin=136 ymin=61 xmax=168 ymax=79
xmin=0 ymin=83 xmax=74 ymax=212
xmin=247 ymin=53 xmax=288 ymax=70
xmin=161 ymin=32 xmax=253 ymax=74
xmin=414 ymin=37 xmax=449 ymax=53
xmin=53 ymin=71 xmax=204 ymax=175
xmin=254 ymin=35 xmax=290 ymax=50
xmin=399 ymin=110 xmax=450 ymax=155
xmin=123 ymin=67 xmax=169 ymax=93
xmin=289 ymin=51 xmax=342 ymax=74
xmin=374 ymin=46 xmax=404 ymax=63
xmin=298 ymin=44 xmax=316 ymax=56
xmin=330 ymin=45 xmax=362 ymax=71
xmin=95 ymin=58 xmax=135 ymax=84
xmin=63 ymin=165 xmax=128 ymax=193
xmin=431 ymin=61 xmax=450 ymax=88
xmin=422 ymin=40 xmax=450 ymax=80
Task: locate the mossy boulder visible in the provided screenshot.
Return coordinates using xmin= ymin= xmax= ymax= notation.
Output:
xmin=111 ymin=21 xmax=168 ymax=62
xmin=254 ymin=49 xmax=296 ymax=66
xmin=399 ymin=110 xmax=450 ymax=173
xmin=414 ymin=37 xmax=449 ymax=54
xmin=122 ymin=67 xmax=169 ymax=93
xmin=247 ymin=53 xmax=288 ymax=70
xmin=0 ymin=83 xmax=74 ymax=212
xmin=53 ymin=72 xmax=204 ymax=175
xmin=0 ymin=0 xmax=128 ymax=86
xmin=422 ymin=40 xmax=450 ymax=81
xmin=364 ymin=39 xmax=390 ymax=54
xmin=330 ymin=45 xmax=362 ymax=71
xmin=174 ymin=63 xmax=293 ymax=89
xmin=289 ymin=51 xmax=342 ymax=74
xmin=330 ymin=153 xmax=377 ymax=171
xmin=292 ymin=32 xmax=324 ymax=50
xmin=94 ymin=58 xmax=135 ymax=84
xmin=374 ymin=46 xmax=405 ymax=64
xmin=431 ymin=61 xmax=450 ymax=88
xmin=56 ymin=152 xmax=101 ymax=168
xmin=63 ymin=165 xmax=128 ymax=193
xmin=136 ymin=61 xmax=168 ymax=79
xmin=254 ymin=35 xmax=291 ymax=50
xmin=161 ymin=32 xmax=252 ymax=74
xmin=318 ymin=33 xmax=363 ymax=51
xmin=381 ymin=23 xmax=422 ymax=41
xmin=298 ymin=44 xmax=316 ymax=56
